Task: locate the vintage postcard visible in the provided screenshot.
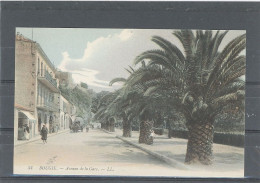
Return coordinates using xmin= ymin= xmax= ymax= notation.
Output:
xmin=13 ymin=28 xmax=245 ymax=177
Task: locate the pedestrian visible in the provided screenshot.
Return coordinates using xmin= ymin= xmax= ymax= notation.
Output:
xmin=150 ymin=129 xmax=154 ymax=138
xmin=55 ymin=124 xmax=58 ymax=133
xmin=24 ymin=124 xmax=30 ymax=140
xmin=148 ymin=129 xmax=154 ymax=145
xmin=41 ymin=125 xmax=48 ymax=144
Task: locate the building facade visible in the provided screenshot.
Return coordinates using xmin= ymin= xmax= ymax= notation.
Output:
xmin=59 ymin=95 xmax=74 ymax=130
xmin=14 ymin=33 xmax=72 ymax=142
xmin=36 ymin=43 xmax=60 ymax=134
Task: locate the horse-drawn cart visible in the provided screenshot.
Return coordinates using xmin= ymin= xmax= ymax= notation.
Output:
xmin=70 ymin=121 xmax=83 ymax=133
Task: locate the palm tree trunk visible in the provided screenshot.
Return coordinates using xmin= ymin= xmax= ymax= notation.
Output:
xmin=185 ymin=122 xmax=214 ymax=165
xmin=168 ymin=126 xmax=172 ymax=138
xmin=139 ymin=120 xmax=153 ymax=145
xmin=101 ymin=123 xmax=104 ymax=129
xmin=166 ymin=121 xmax=172 ymax=138
xmin=105 ymin=121 xmax=109 ymax=131
xmin=110 ymin=120 xmax=115 ymax=132
xmin=123 ymin=120 xmax=132 ymax=137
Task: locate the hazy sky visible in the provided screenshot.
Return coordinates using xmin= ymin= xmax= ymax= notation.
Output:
xmin=16 ymin=28 xmax=245 ymax=92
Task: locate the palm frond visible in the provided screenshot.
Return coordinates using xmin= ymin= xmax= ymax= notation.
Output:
xmin=109 ymin=77 xmax=127 ymax=86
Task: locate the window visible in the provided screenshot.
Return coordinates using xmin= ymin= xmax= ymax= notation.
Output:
xmin=39 ymin=85 xmax=42 ymax=104
xmin=61 ymin=100 xmax=63 ymax=110
xmin=41 ymin=62 xmax=43 ymax=76
xmin=42 ymin=89 xmax=44 ymax=105
xmin=43 ymin=89 xmax=46 ymax=105
xmin=45 ymin=90 xmax=47 ymax=105
xmin=37 ymin=84 xmax=39 ymax=104
xmin=38 ymin=58 xmax=40 ymax=75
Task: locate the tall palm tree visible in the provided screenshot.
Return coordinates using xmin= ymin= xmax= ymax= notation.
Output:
xmin=108 ymin=65 xmax=158 ymax=141
xmin=131 ymin=30 xmax=246 ymax=164
xmin=108 ymin=78 xmax=133 ymax=137
xmin=122 ymin=63 xmax=178 ymax=144
xmin=108 ymin=64 xmax=166 ymax=144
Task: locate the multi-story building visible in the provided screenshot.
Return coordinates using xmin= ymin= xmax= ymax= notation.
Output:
xmin=14 ymin=33 xmax=62 ymax=141
xmin=58 ymin=95 xmax=74 ymax=130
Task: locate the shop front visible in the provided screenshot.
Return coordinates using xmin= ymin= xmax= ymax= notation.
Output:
xmin=17 ymin=110 xmax=36 ymax=140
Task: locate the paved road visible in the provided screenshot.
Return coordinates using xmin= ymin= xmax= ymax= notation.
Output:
xmin=14 ymin=129 xmax=177 ymax=176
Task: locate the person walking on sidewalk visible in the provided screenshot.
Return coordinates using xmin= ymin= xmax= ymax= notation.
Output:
xmin=23 ymin=124 xmax=30 ymax=140
xmin=41 ymin=125 xmax=48 ymax=144
xmin=24 ymin=124 xmax=30 ymax=140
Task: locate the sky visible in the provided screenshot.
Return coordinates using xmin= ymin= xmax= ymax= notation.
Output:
xmin=16 ymin=28 xmax=245 ymax=92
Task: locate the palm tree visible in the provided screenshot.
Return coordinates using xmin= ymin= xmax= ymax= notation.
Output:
xmin=108 ymin=64 xmax=166 ymax=144
xmin=108 ymin=77 xmax=133 ymax=137
xmin=94 ymin=92 xmax=118 ymax=132
xmin=108 ymin=66 xmax=158 ymax=140
xmin=131 ymin=30 xmax=245 ymax=164
xmin=122 ymin=63 xmax=177 ymax=144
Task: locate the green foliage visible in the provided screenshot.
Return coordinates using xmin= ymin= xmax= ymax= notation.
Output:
xmin=94 ymin=30 xmax=246 ymax=134
xmin=93 ymin=91 xmax=118 ymax=123
xmin=59 ymin=85 xmax=92 ymax=117
xmin=91 ymin=90 xmax=110 ymax=114
xmin=131 ymin=30 xmax=246 ymax=127
xmin=214 ymin=111 xmax=245 ymax=133
xmin=80 ymin=82 xmax=88 ymax=89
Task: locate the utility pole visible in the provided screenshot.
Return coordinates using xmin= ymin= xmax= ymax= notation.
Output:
xmin=31 ymin=28 xmax=34 ymax=55
xmin=32 ymin=28 xmax=33 ymax=41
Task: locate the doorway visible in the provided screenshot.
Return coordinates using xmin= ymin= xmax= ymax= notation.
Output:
xmin=38 ymin=113 xmax=42 ymax=132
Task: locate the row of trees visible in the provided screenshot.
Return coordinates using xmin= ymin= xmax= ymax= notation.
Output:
xmin=94 ymin=30 xmax=246 ymax=165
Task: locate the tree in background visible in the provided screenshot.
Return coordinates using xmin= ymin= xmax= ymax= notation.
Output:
xmin=59 ymin=84 xmax=92 ymax=125
xmin=80 ymin=82 xmax=88 ymax=89
xmin=94 ymin=91 xmax=118 ymax=132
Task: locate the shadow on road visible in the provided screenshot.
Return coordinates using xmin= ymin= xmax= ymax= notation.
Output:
xmin=87 ymin=135 xmax=116 ymax=140
xmin=214 ymin=152 xmax=243 ymax=164
xmin=160 ymin=153 xmax=185 ymax=162
xmin=83 ymin=140 xmax=123 ymax=148
xmin=153 ymin=139 xmax=187 ymax=146
xmin=104 ymin=150 xmax=172 ymax=168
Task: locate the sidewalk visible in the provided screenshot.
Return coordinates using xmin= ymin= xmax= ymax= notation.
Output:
xmin=101 ymin=128 xmax=244 ymax=176
xmin=14 ymin=129 xmax=70 ymax=147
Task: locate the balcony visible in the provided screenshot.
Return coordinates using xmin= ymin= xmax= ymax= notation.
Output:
xmin=38 ymin=71 xmax=59 ymax=92
xmin=37 ymin=101 xmax=59 ymax=112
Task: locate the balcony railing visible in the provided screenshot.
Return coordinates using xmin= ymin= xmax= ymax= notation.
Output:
xmin=44 ymin=71 xmax=57 ymax=88
xmin=37 ymin=101 xmax=58 ymax=112
xmin=38 ymin=70 xmax=59 ymax=92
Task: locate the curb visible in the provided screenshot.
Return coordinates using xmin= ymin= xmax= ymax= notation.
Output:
xmin=116 ymin=135 xmax=189 ymax=170
xmin=100 ymin=129 xmax=115 ymax=134
xmin=14 ymin=129 xmax=70 ymax=147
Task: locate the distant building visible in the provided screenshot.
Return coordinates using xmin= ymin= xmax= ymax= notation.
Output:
xmin=55 ymin=70 xmax=74 ymax=88
xmin=58 ymin=94 xmax=74 ymax=130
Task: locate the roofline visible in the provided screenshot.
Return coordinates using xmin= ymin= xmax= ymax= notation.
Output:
xmin=16 ymin=34 xmax=56 ymax=72
xmin=35 ymin=43 xmax=56 ymax=71
xmin=60 ymin=93 xmax=73 ymax=106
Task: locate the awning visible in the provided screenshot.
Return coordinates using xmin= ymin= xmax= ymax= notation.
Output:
xmin=19 ymin=110 xmax=36 ymax=122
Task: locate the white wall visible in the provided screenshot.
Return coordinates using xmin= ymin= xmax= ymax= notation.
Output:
xmin=14 ymin=108 xmax=18 ymax=141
